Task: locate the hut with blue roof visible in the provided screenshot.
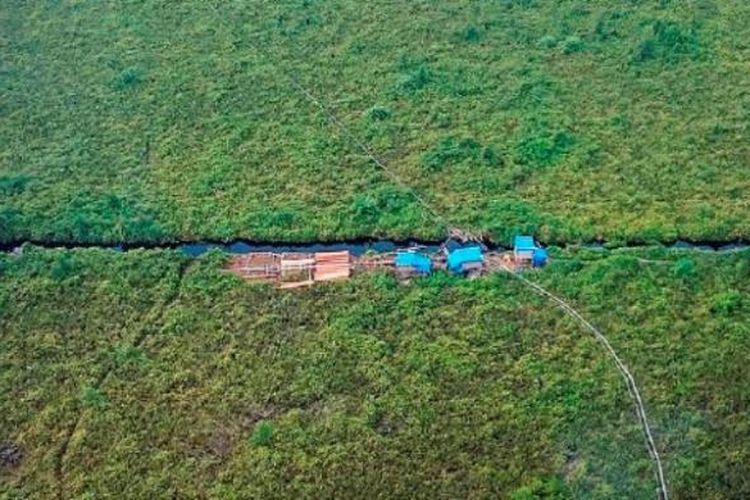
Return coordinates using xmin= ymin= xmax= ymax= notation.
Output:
xmin=394 ymin=251 xmax=433 ymax=277
xmin=514 ymin=235 xmax=548 ymax=268
xmin=446 ymin=246 xmax=484 ymax=274
xmin=514 ymin=236 xmax=536 ymax=262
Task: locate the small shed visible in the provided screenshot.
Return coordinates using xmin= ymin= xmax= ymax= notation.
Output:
xmin=395 ymin=252 xmax=432 ymax=275
xmin=447 ymin=246 xmax=484 ymax=274
xmin=514 ymin=235 xmax=537 ymax=262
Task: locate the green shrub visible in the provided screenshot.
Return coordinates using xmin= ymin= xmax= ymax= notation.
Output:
xmin=113 ymin=345 xmax=148 ymax=367
xmin=251 ymin=421 xmax=274 ymax=446
xmin=398 ymin=65 xmax=432 ymax=94
xmin=0 ymin=176 xmax=31 ymax=196
xmin=635 ymin=38 xmax=658 ymax=62
xmin=634 ymin=20 xmax=700 ymax=63
xmin=423 ymin=137 xmax=479 ymax=170
xmin=115 ymin=68 xmax=141 ymax=90
xmin=501 ymin=0 xmax=536 ymax=8
xmin=347 ymin=187 xmax=419 ymax=232
xmin=537 ymin=35 xmax=557 ymax=49
xmin=366 ymin=105 xmax=392 ymax=121
xmin=81 ymin=386 xmax=107 ymax=409
xmin=422 ymin=137 xmax=499 ymax=171
xmin=561 ymin=35 xmax=585 ymax=54
xmin=365 ymin=403 xmax=385 ymax=429
xmin=710 ymin=291 xmax=742 ymax=315
xmin=461 ymin=25 xmax=482 ymax=43
xmin=594 ymin=10 xmax=624 ymax=41
xmin=510 ymin=476 xmax=569 ymax=499
xmin=350 ymin=195 xmax=379 ymax=226
xmin=673 ymin=257 xmax=696 ymax=281
xmin=481 ymin=199 xmax=546 ymax=242
xmin=50 ymin=254 xmax=75 ymax=281
xmin=0 ymin=207 xmax=22 ymax=240
xmin=515 ymin=130 xmax=575 ymax=167
xmin=481 ymin=146 xmax=503 ymax=167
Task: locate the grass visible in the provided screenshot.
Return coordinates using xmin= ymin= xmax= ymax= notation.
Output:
xmin=2 ymin=2 xmax=748 ymax=497
xmin=2 ymin=1 xmax=750 ymax=244
xmin=1 ymin=247 xmax=748 ymax=497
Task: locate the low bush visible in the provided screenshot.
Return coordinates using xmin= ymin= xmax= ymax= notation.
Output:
xmin=80 ymin=386 xmax=107 ymax=409
xmin=515 ymin=129 xmax=576 ymax=167
xmin=422 ymin=137 xmax=500 ymax=171
xmin=561 ymin=35 xmax=585 ymax=54
xmin=251 ymin=421 xmax=274 ymax=446
xmin=366 ymin=105 xmax=392 ymax=121
xmin=0 ymin=176 xmax=31 ymax=196
xmin=634 ymin=20 xmax=700 ymax=63
xmin=461 ymin=24 xmax=482 ymax=43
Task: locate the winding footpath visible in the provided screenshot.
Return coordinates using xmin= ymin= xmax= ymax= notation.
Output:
xmin=501 ymin=267 xmax=669 ymax=500
xmin=283 ymin=69 xmax=674 ymax=498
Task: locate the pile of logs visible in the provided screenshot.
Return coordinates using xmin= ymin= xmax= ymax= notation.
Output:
xmin=313 ymin=251 xmax=351 ymax=282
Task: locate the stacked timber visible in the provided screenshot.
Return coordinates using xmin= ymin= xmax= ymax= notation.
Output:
xmin=225 ymin=249 xmax=528 ymax=288
xmin=314 ymin=251 xmax=351 ymax=282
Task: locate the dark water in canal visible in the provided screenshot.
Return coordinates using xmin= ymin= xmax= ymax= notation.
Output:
xmin=1 ymin=238 xmax=747 ymax=257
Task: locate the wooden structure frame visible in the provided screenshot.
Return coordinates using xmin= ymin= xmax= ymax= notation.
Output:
xmin=279 ymin=253 xmax=315 ymax=289
xmin=228 ymin=251 xmax=352 ymax=288
xmin=226 ymin=253 xmax=280 ymax=282
xmin=226 ymin=248 xmax=534 ymax=288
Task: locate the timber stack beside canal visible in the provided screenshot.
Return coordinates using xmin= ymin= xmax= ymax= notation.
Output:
xmin=226 ymin=237 xmax=549 ymax=289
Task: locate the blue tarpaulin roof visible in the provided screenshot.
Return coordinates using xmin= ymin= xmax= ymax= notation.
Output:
xmin=447 ymin=246 xmax=483 ymax=272
xmin=395 ymin=252 xmax=432 ymax=273
xmin=514 ymin=235 xmax=537 ymax=252
xmin=532 ymin=248 xmax=549 ymax=267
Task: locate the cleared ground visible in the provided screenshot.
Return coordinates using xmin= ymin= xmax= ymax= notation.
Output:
xmin=1 ymin=248 xmax=748 ymax=497
xmin=2 ymin=1 xmax=750 ymax=244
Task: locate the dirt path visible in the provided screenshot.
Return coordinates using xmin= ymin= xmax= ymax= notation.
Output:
xmin=257 ymin=40 xmax=673 ymax=498
xmin=500 ymin=266 xmax=669 ymax=500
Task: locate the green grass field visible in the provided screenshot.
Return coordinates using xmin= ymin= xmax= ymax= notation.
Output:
xmin=3 ymin=1 xmax=749 ymax=244
xmin=1 ymin=247 xmax=748 ymax=497
xmin=3 ymin=2 xmax=750 ymax=498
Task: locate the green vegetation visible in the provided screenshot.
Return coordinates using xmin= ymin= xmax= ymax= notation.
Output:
xmin=3 ymin=1 xmax=750 ymax=244
xmin=2 ymin=1 xmax=748 ymax=497
xmin=1 ymin=247 xmax=748 ymax=497
xmin=251 ymin=421 xmax=274 ymax=448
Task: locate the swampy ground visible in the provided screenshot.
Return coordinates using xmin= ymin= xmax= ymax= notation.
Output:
xmin=2 ymin=1 xmax=750 ymax=244
xmin=2 ymin=1 xmax=750 ymax=498
xmin=1 ymin=247 xmax=749 ymax=498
